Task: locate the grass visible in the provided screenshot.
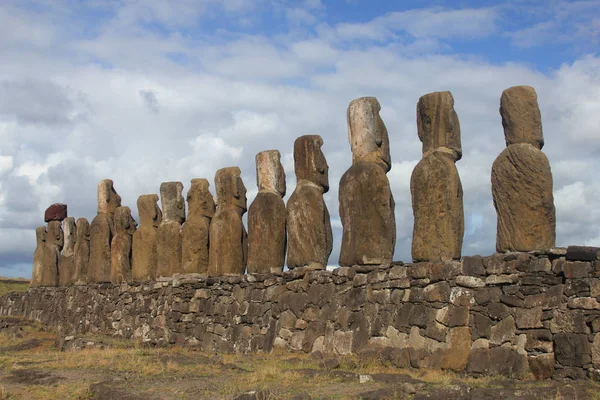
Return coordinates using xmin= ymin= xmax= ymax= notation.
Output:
xmin=0 ymin=279 xmax=29 ymax=297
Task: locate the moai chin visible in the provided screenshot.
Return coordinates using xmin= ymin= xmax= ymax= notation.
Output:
xmin=339 ymin=97 xmax=396 ymax=266
xmin=157 ymin=182 xmax=185 ymax=277
xmin=287 ymin=135 xmax=333 ymax=269
xmin=30 ymin=227 xmax=47 ymax=288
xmin=247 ymin=150 xmax=287 ymax=274
xmin=111 ymin=206 xmax=137 ymax=283
xmin=73 ymin=218 xmax=90 ymax=285
xmin=208 ymin=167 xmax=248 ymax=276
xmin=41 ymin=221 xmax=62 ymax=286
xmin=89 ymin=179 xmax=122 ymax=283
xmin=411 ymin=91 xmax=464 ymax=262
xmin=59 ymin=217 xmax=77 ymax=286
xmin=182 ymin=179 xmax=215 ymax=274
xmin=132 ymin=194 xmax=162 ymax=281
xmin=492 ymin=85 xmax=555 ymax=252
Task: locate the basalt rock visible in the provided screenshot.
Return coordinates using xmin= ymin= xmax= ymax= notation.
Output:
xmin=248 ymin=150 xmax=286 ymax=274
xmin=111 ymin=206 xmax=137 ymax=283
xmin=182 ymin=179 xmax=215 ymax=274
xmin=157 ymin=182 xmax=185 ymax=277
xmin=58 ymin=217 xmax=77 ymax=286
xmin=44 ymin=203 xmax=68 ymax=223
xmin=132 ymin=194 xmax=162 ymax=282
xmin=30 ymin=227 xmax=47 ymax=288
xmin=89 ymin=180 xmax=121 ymax=283
xmin=73 ymin=218 xmax=90 ymax=285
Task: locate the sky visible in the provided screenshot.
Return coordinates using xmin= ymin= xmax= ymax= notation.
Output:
xmin=0 ymin=0 xmax=599 ymax=278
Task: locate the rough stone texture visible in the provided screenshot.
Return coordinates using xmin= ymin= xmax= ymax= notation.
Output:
xmin=44 ymin=203 xmax=68 ymax=222
xmin=131 ymin=195 xmax=161 ymax=282
xmin=182 ymin=180 xmax=215 ymax=274
xmin=157 ymin=182 xmax=185 ymax=277
xmin=29 ymin=227 xmax=47 ymax=288
xmin=248 ymin=151 xmax=286 ymax=274
xmin=39 ymin=221 xmax=63 ymax=287
xmin=416 ymin=91 xmax=462 ymax=161
xmin=287 ymin=135 xmax=332 ymax=269
xmin=110 ymin=206 xmax=137 ymax=284
xmin=500 ymin=85 xmax=543 ymax=149
xmin=208 ymin=167 xmax=248 ymax=276
xmin=73 ymin=218 xmax=90 ymax=285
xmin=58 ymin=217 xmax=77 ymax=286
xmin=339 ymin=97 xmax=395 ymax=266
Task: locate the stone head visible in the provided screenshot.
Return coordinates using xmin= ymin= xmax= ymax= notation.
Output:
xmin=293 ymin=135 xmax=329 ymax=192
xmin=256 ymin=150 xmax=286 ymax=197
xmin=160 ymin=182 xmax=185 ymax=224
xmin=187 ymin=179 xmax=216 ymax=219
xmin=75 ymin=218 xmax=90 ymax=242
xmin=62 ymin=217 xmax=77 ymax=252
xmin=114 ymin=206 xmax=137 ymax=235
xmin=500 ymin=85 xmax=544 ymax=149
xmin=137 ymin=194 xmax=162 ymax=228
xmin=47 ymin=220 xmax=64 ymax=250
xmin=97 ymin=179 xmax=122 ymax=216
xmin=215 ymin=167 xmax=247 ymax=211
xmin=36 ymin=226 xmax=47 ymax=245
xmin=417 ymin=91 xmax=462 ymax=161
xmin=347 ymin=97 xmax=391 ymax=171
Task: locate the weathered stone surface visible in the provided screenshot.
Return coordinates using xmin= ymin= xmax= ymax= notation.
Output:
xmin=528 ymin=353 xmax=554 ymax=380
xmin=248 ymin=151 xmax=286 ymax=274
xmin=440 ymin=327 xmax=470 ymax=371
xmin=566 ymin=245 xmax=600 ymax=262
xmin=30 ymin=227 xmax=47 ymax=288
xmin=287 ymin=135 xmax=332 ymax=269
xmin=132 ymin=194 xmax=161 ymax=282
xmin=417 ymin=91 xmax=462 ymax=161
xmin=339 ymin=97 xmax=395 ymax=266
xmin=73 ymin=218 xmax=90 ymax=285
xmin=592 ymin=333 xmax=600 ymax=368
xmin=490 ymin=316 xmax=516 ymax=345
xmin=500 ymin=85 xmax=543 ymax=149
xmin=58 ymin=217 xmax=76 ymax=286
xmin=554 ymin=333 xmax=591 ymax=367
xmin=111 ymin=206 xmax=137 ymax=283
xmin=158 ymin=182 xmax=185 ymax=277
xmin=208 ymin=167 xmax=248 ymax=276
xmin=491 ymin=143 xmax=555 ymax=252
xmin=182 ymin=179 xmax=215 ymax=274
xmin=89 ymin=180 xmax=121 ymax=283
xmin=44 ymin=203 xmax=67 ymax=222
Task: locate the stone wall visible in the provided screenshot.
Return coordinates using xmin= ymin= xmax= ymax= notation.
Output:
xmin=3 ymin=248 xmax=600 ymax=380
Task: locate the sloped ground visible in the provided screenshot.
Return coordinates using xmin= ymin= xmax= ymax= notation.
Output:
xmin=0 ymin=317 xmax=598 ymax=399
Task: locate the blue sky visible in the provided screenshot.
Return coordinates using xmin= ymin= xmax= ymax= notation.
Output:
xmin=0 ymin=0 xmax=598 ymax=277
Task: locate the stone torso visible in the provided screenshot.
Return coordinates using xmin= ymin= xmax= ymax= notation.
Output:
xmin=208 ymin=206 xmax=248 ymax=276
xmin=247 ymin=191 xmax=286 ymax=273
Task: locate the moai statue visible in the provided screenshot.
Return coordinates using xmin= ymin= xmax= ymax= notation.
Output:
xmin=41 ymin=220 xmax=63 ymax=286
xmin=287 ymin=135 xmax=333 ymax=269
xmin=111 ymin=206 xmax=137 ymax=283
xmin=208 ymin=167 xmax=248 ymax=276
xmin=132 ymin=194 xmax=162 ymax=281
xmin=30 ymin=227 xmax=47 ymax=288
xmin=73 ymin=218 xmax=90 ymax=285
xmin=411 ymin=91 xmax=464 ymax=262
xmin=89 ymin=179 xmax=122 ymax=283
xmin=339 ymin=97 xmax=396 ymax=266
xmin=157 ymin=182 xmax=185 ymax=277
xmin=182 ymin=179 xmax=215 ymax=274
xmin=247 ymin=150 xmax=287 ymax=274
xmin=492 ymin=85 xmax=555 ymax=251
xmin=58 ymin=217 xmax=77 ymax=286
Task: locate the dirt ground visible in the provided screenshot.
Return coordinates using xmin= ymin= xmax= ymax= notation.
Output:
xmin=0 ymin=317 xmax=598 ymax=399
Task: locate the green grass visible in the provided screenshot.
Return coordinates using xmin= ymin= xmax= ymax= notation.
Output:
xmin=0 ymin=279 xmax=29 ymax=297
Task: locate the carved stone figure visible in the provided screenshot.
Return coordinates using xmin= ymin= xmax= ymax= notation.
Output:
xmin=73 ymin=218 xmax=90 ymax=285
xmin=248 ymin=150 xmax=287 ymax=274
xmin=132 ymin=194 xmax=162 ymax=281
xmin=287 ymin=135 xmax=332 ymax=269
xmin=89 ymin=179 xmax=121 ymax=283
xmin=58 ymin=217 xmax=77 ymax=286
xmin=182 ymin=179 xmax=215 ymax=274
xmin=492 ymin=85 xmax=555 ymax=252
xmin=30 ymin=227 xmax=47 ymax=288
xmin=157 ymin=182 xmax=185 ymax=277
xmin=208 ymin=167 xmax=248 ymax=276
xmin=411 ymin=91 xmax=464 ymax=262
xmin=111 ymin=206 xmax=137 ymax=283
xmin=339 ymin=97 xmax=395 ymax=266
xmin=41 ymin=221 xmax=63 ymax=286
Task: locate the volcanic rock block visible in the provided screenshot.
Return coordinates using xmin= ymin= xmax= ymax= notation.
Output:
xmin=73 ymin=218 xmax=90 ymax=285
xmin=339 ymin=97 xmax=395 ymax=266
xmin=208 ymin=167 xmax=248 ymax=276
xmin=182 ymin=179 xmax=215 ymax=274
xmin=111 ymin=206 xmax=137 ymax=283
xmin=287 ymin=135 xmax=332 ymax=269
xmin=30 ymin=227 xmax=47 ymax=288
xmin=44 ymin=203 xmax=68 ymax=222
xmin=500 ymin=85 xmax=543 ymax=149
xmin=58 ymin=217 xmax=77 ymax=286
xmin=248 ymin=150 xmax=287 ymax=274
xmin=157 ymin=182 xmax=185 ymax=277
xmin=132 ymin=194 xmax=162 ymax=281
xmin=417 ymin=91 xmax=462 ymax=161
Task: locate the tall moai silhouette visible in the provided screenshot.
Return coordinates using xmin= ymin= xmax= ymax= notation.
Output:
xmin=132 ymin=194 xmax=162 ymax=281
xmin=157 ymin=182 xmax=185 ymax=277
xmin=30 ymin=227 xmax=47 ymax=288
xmin=89 ymin=179 xmax=122 ymax=283
xmin=492 ymin=85 xmax=555 ymax=251
xmin=247 ymin=150 xmax=287 ymax=274
xmin=73 ymin=218 xmax=90 ymax=285
xmin=42 ymin=220 xmax=63 ymax=286
xmin=58 ymin=217 xmax=77 ymax=286
xmin=411 ymin=91 xmax=464 ymax=262
xmin=287 ymin=135 xmax=332 ymax=269
xmin=339 ymin=97 xmax=396 ymax=266
xmin=111 ymin=206 xmax=137 ymax=283
xmin=182 ymin=179 xmax=215 ymax=274
xmin=208 ymin=167 xmax=248 ymax=276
